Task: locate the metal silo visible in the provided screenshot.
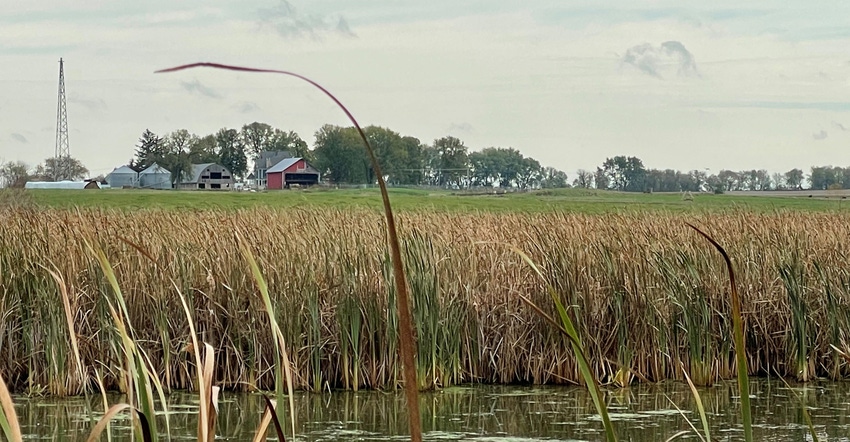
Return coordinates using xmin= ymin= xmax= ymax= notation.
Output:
xmin=106 ymin=165 xmax=138 ymax=188
xmin=139 ymin=163 xmax=173 ymax=190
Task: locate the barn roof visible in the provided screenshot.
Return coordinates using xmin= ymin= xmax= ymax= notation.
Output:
xmin=257 ymin=150 xmax=292 ymax=168
xmin=267 ymin=157 xmax=302 ymax=174
xmin=140 ymin=162 xmax=171 ymax=175
xmin=185 ymin=163 xmax=216 ymax=183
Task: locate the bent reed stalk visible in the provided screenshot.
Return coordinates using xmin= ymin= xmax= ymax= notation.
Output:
xmin=2 ymin=208 xmax=850 ymax=394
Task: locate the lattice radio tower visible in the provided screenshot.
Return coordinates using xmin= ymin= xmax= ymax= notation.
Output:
xmin=54 ymin=58 xmax=71 ymax=181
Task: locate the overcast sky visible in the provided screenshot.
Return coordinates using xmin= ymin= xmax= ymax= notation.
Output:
xmin=2 ymin=1 xmax=848 ymax=178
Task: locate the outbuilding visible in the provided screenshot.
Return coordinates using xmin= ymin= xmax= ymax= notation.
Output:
xmin=106 ymin=165 xmax=138 ymax=188
xmin=253 ymin=150 xmax=292 ymax=189
xmin=266 ymin=158 xmax=320 ymax=189
xmin=25 ymin=181 xmax=101 ymax=189
xmin=139 ymin=163 xmax=172 ymax=189
xmin=177 ymin=163 xmax=234 ymax=190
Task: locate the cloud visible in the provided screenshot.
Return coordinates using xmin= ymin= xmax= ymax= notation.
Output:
xmin=260 ymin=0 xmax=356 ymax=39
xmin=336 ymin=17 xmax=356 ymax=38
xmin=832 ymin=121 xmax=849 ymax=131
xmin=179 ymin=79 xmax=222 ymax=99
xmin=234 ymin=101 xmax=260 ymax=113
xmin=447 ymin=122 xmax=474 ymax=133
xmin=68 ymin=95 xmax=107 ymax=112
xmin=10 ymin=133 xmax=27 ymax=143
xmin=813 ymin=130 xmax=828 ymax=140
xmin=621 ymin=41 xmax=698 ymax=79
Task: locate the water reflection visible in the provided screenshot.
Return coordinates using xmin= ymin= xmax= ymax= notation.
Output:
xmin=14 ymin=379 xmax=850 ymax=441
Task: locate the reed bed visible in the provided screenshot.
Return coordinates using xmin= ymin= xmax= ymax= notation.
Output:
xmin=2 ymin=207 xmax=850 ymax=395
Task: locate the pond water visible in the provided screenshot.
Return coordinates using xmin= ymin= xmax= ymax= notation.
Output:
xmin=13 ymin=379 xmax=850 ymax=441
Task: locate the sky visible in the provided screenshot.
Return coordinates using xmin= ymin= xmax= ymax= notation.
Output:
xmin=1 ymin=0 xmax=849 ymax=179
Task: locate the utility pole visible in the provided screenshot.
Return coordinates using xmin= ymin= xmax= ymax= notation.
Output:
xmin=54 ymin=58 xmax=71 ymax=181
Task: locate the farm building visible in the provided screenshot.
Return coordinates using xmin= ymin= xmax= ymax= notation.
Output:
xmin=106 ymin=165 xmax=138 ymax=188
xmin=25 ymin=181 xmax=101 ymax=189
xmin=139 ymin=163 xmax=172 ymax=189
xmin=252 ymin=150 xmax=292 ymax=189
xmin=177 ymin=163 xmax=234 ymax=190
xmin=266 ymin=158 xmax=320 ymax=189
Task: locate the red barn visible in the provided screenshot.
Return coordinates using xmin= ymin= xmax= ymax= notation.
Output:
xmin=266 ymin=157 xmax=321 ymax=189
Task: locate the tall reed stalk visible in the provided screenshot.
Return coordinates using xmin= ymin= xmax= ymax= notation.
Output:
xmin=687 ymin=224 xmax=752 ymax=442
xmin=158 ymin=62 xmax=423 ymax=442
xmin=779 ymin=253 xmax=812 ymax=381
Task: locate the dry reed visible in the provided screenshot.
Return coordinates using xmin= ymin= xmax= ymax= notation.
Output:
xmin=1 ymin=208 xmax=850 ymax=394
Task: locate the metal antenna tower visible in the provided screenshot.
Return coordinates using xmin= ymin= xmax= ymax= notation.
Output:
xmin=54 ymin=58 xmax=71 ymax=181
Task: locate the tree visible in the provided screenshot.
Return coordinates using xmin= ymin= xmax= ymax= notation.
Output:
xmin=645 ymin=169 xmax=682 ymax=192
xmin=771 ymin=172 xmax=786 ymax=190
xmin=705 ymin=173 xmax=724 ymax=194
xmin=433 ymin=136 xmax=469 ymax=187
xmin=469 ymin=148 xmax=508 ymax=187
xmin=216 ymin=128 xmax=247 ymax=178
xmin=165 ymin=129 xmax=196 ymax=153
xmin=365 ymin=126 xmax=408 ymax=184
xmin=271 ymin=129 xmax=311 ymax=161
xmin=752 ymin=169 xmax=772 ymax=190
xmin=808 ymin=166 xmax=844 ymax=190
xmin=687 ymin=170 xmax=708 ymax=192
xmin=0 ymin=161 xmax=30 ymax=188
xmin=573 ymin=169 xmax=594 ymax=188
xmin=161 ymin=130 xmax=197 ymax=184
xmin=313 ymin=125 xmax=368 ymax=183
xmin=40 ymin=157 xmax=88 ymax=181
xmin=541 ymin=167 xmax=569 ymax=189
xmin=134 ymin=129 xmax=163 ymax=171
xmin=241 ymin=122 xmax=274 ymax=158
xmin=717 ymin=170 xmax=741 ymax=191
xmin=594 ymin=167 xmax=609 ymax=190
xmin=784 ymin=168 xmax=803 ymax=190
xmin=515 ymin=156 xmax=543 ymax=189
xmin=399 ymin=136 xmax=425 ymax=185
xmin=188 ymin=135 xmax=219 ymax=164
xmin=421 ymin=144 xmax=441 ymax=186
xmin=600 ymin=156 xmax=646 ymax=191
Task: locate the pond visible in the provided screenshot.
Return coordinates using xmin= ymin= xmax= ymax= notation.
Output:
xmin=14 ymin=379 xmax=850 ymax=441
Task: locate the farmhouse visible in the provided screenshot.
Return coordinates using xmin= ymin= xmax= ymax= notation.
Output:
xmin=177 ymin=163 xmax=234 ymax=190
xmin=252 ymin=150 xmax=291 ymax=189
xmin=266 ymin=157 xmax=320 ymax=189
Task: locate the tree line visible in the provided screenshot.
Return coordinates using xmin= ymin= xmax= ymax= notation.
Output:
xmin=575 ymin=155 xmax=847 ymax=193
xmin=311 ymin=125 xmax=568 ymax=188
xmin=0 ymin=126 xmax=847 ymax=192
xmin=130 ymin=122 xmax=569 ymax=188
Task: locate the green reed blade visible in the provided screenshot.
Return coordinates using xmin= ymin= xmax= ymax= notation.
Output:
xmin=686 ymin=223 xmax=752 ymax=442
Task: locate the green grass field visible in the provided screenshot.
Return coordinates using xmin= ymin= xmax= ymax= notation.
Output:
xmin=13 ymin=187 xmax=850 ymax=213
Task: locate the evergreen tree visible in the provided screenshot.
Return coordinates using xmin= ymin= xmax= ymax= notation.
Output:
xmin=134 ymin=129 xmax=163 ymax=170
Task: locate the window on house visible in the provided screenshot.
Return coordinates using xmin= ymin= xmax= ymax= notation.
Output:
xmin=199 ymin=183 xmax=206 ymax=189
xmin=211 ymin=183 xmax=221 ymax=189
xmin=210 ymin=172 xmax=222 ymax=180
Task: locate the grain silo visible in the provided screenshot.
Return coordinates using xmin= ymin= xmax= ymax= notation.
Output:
xmin=106 ymin=165 xmax=138 ymax=188
xmin=139 ymin=163 xmax=172 ymax=190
